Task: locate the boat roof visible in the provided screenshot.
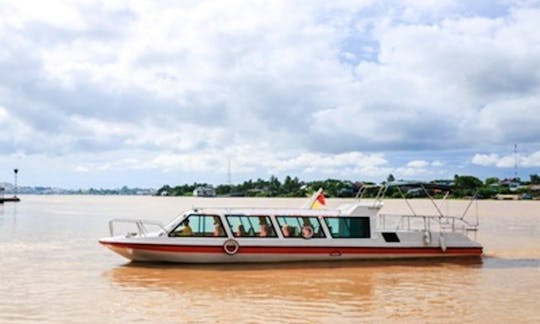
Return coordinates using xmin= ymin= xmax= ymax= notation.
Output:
xmin=190 ymin=201 xmax=381 ymax=217
xmin=386 ymin=181 xmax=452 ymax=191
xmin=192 ymin=207 xmax=342 ymax=216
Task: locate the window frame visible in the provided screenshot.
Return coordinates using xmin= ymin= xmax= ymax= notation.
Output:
xmin=323 ymin=216 xmax=371 ymax=239
xmin=275 ymin=215 xmax=326 ymax=239
xmin=169 ymin=214 xmax=227 ymax=238
xmin=225 ymin=214 xmax=278 ymax=238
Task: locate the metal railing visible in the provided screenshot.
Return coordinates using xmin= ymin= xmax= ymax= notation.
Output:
xmin=378 ymin=213 xmax=479 ymax=237
xmin=108 ymin=218 xmax=167 ymax=237
xmin=359 ymin=182 xmax=481 ymax=239
xmin=356 ymin=184 xmax=387 ymax=208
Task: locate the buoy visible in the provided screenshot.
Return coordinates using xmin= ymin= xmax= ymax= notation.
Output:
xmin=301 ymin=226 xmax=314 ymax=239
xmin=223 ymin=239 xmax=240 ymax=255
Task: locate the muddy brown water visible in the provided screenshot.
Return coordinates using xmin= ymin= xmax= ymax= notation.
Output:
xmin=1 ymin=196 xmax=538 ymax=322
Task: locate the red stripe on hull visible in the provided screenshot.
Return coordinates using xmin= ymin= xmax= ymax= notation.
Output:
xmin=100 ymin=241 xmax=482 ymax=256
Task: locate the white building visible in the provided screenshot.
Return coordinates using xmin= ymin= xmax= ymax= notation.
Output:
xmin=193 ymin=186 xmax=216 ymax=197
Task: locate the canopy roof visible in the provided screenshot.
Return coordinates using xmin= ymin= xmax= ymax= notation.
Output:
xmin=386 ymin=181 xmax=452 ymax=191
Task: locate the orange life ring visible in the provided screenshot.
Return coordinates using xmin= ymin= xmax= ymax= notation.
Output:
xmin=223 ymin=239 xmax=240 ymax=255
xmin=302 ymin=226 xmax=314 ymax=239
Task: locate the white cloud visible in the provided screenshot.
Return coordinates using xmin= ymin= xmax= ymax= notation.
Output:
xmin=2 ymin=0 xmax=87 ymax=30
xmin=6 ymin=1 xmax=540 ymax=154
xmin=472 ymin=150 xmax=540 ymax=167
xmin=74 ymin=166 xmax=89 ymax=173
xmin=0 ymin=105 xmax=9 ymax=122
xmin=406 ymin=160 xmax=429 ymax=168
xmin=472 ymin=153 xmax=502 ymax=167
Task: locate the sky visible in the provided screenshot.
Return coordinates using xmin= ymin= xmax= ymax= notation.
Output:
xmin=1 ymin=0 xmax=540 ymax=189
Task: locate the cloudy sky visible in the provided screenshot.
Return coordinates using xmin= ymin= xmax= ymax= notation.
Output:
xmin=1 ymin=0 xmax=540 ymax=189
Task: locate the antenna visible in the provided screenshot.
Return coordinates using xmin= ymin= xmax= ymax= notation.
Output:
xmin=227 ymin=158 xmax=232 ymax=185
xmin=514 ymin=144 xmax=518 ymax=180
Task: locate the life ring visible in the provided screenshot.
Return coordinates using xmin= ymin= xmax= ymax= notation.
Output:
xmin=223 ymin=239 xmax=239 ymax=255
xmin=301 ymin=226 xmax=314 ymax=239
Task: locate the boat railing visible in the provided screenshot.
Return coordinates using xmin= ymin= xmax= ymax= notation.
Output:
xmin=108 ymin=218 xmax=167 ymax=237
xmin=378 ymin=213 xmax=479 ymax=236
xmin=356 ymin=184 xmax=386 ymax=208
xmin=370 ymin=181 xmax=480 ymax=239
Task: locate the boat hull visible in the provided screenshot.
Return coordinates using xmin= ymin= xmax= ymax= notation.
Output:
xmin=99 ymin=240 xmax=482 ymax=264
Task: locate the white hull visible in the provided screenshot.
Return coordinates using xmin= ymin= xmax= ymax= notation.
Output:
xmin=100 ymin=231 xmax=482 ymax=264
xmin=103 ymin=248 xmax=482 ymax=264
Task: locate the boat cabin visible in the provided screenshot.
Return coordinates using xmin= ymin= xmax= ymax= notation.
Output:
xmin=165 ymin=204 xmax=378 ymax=240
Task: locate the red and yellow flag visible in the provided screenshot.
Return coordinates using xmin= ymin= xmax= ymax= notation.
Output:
xmin=311 ymin=191 xmax=326 ymax=209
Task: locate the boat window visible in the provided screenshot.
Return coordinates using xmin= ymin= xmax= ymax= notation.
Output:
xmin=323 ymin=217 xmax=371 ymax=238
xmin=169 ymin=214 xmax=226 ymax=237
xmin=225 ymin=215 xmax=277 ymax=238
xmin=276 ymin=216 xmax=326 ymax=238
xmin=382 ymin=232 xmax=400 ymax=243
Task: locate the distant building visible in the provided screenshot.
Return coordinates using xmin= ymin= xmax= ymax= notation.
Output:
xmin=496 ymin=194 xmax=519 ymax=200
xmin=193 ymin=186 xmax=216 ymax=197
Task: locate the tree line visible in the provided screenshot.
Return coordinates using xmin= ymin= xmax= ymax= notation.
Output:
xmin=156 ymin=174 xmax=540 ymax=199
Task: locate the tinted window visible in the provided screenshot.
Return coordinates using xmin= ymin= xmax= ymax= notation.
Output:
xmin=225 ymin=215 xmax=277 ymax=238
xmin=170 ymin=214 xmax=226 ymax=237
xmin=276 ymin=216 xmax=326 ymax=238
xmin=324 ymin=217 xmax=371 ymax=238
xmin=382 ymin=232 xmax=400 ymax=242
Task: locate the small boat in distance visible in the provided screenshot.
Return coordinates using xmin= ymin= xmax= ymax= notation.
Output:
xmin=99 ymin=185 xmax=483 ymax=263
xmin=1 ymin=169 xmax=21 ymax=203
xmin=0 ymin=187 xmax=20 ymax=203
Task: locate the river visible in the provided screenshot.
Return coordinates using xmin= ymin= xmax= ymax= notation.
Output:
xmin=0 ymin=196 xmax=539 ymax=322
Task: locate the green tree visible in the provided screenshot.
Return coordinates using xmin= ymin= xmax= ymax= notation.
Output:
xmin=215 ymin=184 xmax=232 ymax=195
xmin=156 ymin=185 xmax=171 ymax=196
xmin=485 ymin=177 xmax=500 ymax=186
xmin=454 ymin=175 xmax=483 ymax=197
xmin=268 ymin=175 xmax=281 ymax=196
xmin=281 ymin=176 xmax=303 ymax=196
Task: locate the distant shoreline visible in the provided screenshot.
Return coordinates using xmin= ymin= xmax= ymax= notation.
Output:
xmin=8 ymin=193 xmax=540 ymax=201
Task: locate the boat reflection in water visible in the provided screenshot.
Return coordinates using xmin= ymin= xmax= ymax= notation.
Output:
xmin=105 ymin=259 xmax=483 ymax=322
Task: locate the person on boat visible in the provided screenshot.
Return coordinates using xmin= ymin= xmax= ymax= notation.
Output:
xmin=282 ymin=225 xmax=291 ymax=237
xmin=236 ymin=224 xmax=247 ymax=237
xmin=213 ymin=216 xmax=224 ymax=236
xmin=301 ymin=218 xmax=314 ymax=238
xmin=178 ymin=219 xmax=193 ymax=236
xmin=259 ymin=216 xmax=270 ymax=237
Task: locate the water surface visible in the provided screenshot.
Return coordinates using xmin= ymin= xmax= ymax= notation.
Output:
xmin=1 ymin=196 xmax=539 ymax=322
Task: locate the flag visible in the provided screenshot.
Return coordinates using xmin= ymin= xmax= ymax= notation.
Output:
xmin=311 ymin=190 xmax=326 ymax=209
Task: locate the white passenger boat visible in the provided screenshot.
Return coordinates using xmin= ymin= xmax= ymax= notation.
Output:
xmin=99 ymin=185 xmax=483 ymax=263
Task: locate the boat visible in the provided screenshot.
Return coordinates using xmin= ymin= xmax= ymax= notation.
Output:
xmin=99 ymin=184 xmax=483 ymax=263
xmin=0 ymin=187 xmax=20 ymax=203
